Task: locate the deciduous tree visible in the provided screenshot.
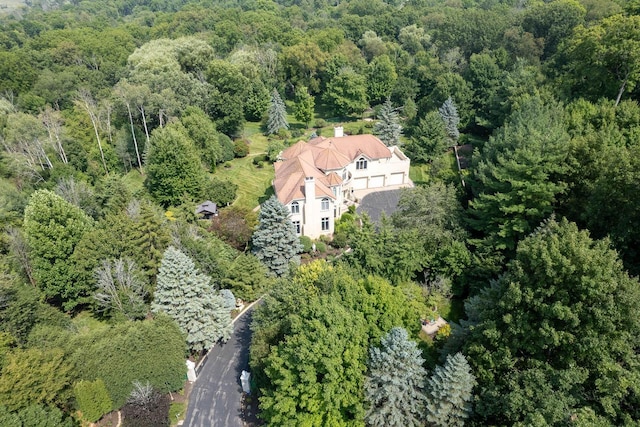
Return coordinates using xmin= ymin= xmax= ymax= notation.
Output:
xmin=23 ymin=190 xmax=94 ymax=311
xmin=463 ymin=218 xmax=640 ymax=425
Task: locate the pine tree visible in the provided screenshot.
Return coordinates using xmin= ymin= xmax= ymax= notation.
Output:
xmin=365 ymin=327 xmax=428 ymax=427
xmin=152 ymin=246 xmax=232 ymax=352
xmin=252 ymin=195 xmax=302 ymax=277
xmin=438 ymin=97 xmax=460 ymax=144
xmin=267 ymin=89 xmax=289 ymax=135
xmin=373 ymin=99 xmax=403 ymax=147
xmin=425 ymin=352 xmax=476 ymax=427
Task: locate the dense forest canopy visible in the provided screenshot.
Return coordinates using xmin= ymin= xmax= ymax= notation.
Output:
xmin=1 ymin=0 xmax=640 ymax=425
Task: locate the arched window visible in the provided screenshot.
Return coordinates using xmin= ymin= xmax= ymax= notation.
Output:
xmin=291 ymin=201 xmax=300 ymax=214
xmin=321 ymin=198 xmax=330 ymax=211
xmin=356 ymin=158 xmax=368 ymax=170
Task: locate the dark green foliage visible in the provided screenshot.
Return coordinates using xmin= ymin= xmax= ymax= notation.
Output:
xmin=217 ymin=134 xmax=235 ymax=163
xmin=144 ymin=124 xmax=208 ymax=207
xmin=72 ymin=315 xmax=186 ymax=409
xmin=324 ymin=67 xmax=369 ymax=116
xmin=252 ymin=195 xmax=302 ymax=277
xmin=0 ymin=282 xmax=70 ymax=346
xmin=206 ymin=177 xmax=238 ymax=206
xmin=222 ymin=253 xmax=270 ymax=302
xmin=74 ymin=379 xmax=113 ymax=423
xmin=175 ymin=223 xmax=236 ymax=282
xmin=23 ymin=189 xmax=94 ymax=311
xmin=0 ymin=404 xmax=74 ymax=427
xmin=251 ymin=262 xmax=426 ymax=426
xmin=152 ymin=246 xmax=232 ymax=352
xmin=258 ymin=294 xmax=368 ymax=425
xmin=367 ymin=55 xmax=397 ymax=105
xmin=365 ymin=327 xmax=427 ymax=427
xmin=468 ymin=98 xmax=570 ymax=252
xmin=463 ymin=218 xmax=640 ymax=425
xmin=233 ymin=139 xmax=250 ymax=158
xmin=405 ymin=111 xmax=448 ymax=163
xmin=180 ymin=106 xmax=222 ymax=170
xmin=299 ymin=235 xmax=313 ymax=253
xmin=425 ymin=353 xmax=476 ymax=427
xmin=522 ymin=0 xmax=586 ymax=59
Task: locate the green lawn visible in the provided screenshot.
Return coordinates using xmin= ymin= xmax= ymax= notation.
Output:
xmin=214 ymin=121 xmax=274 ymax=211
xmin=409 ymin=163 xmax=431 ymax=185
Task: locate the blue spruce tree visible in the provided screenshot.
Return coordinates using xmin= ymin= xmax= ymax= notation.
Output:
xmin=426 ymin=352 xmax=476 ymax=427
xmin=252 ymin=195 xmax=302 ymax=277
xmin=438 ymin=97 xmax=460 ymax=144
xmin=267 ymin=89 xmax=289 ymax=135
xmin=152 ymin=246 xmax=232 ymax=352
xmin=365 ymin=327 xmax=428 ymax=427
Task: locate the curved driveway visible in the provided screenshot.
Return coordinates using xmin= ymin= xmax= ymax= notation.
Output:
xmin=183 ymin=307 xmax=254 ymax=427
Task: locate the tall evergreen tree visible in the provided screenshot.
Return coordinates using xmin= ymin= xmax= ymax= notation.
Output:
xmin=468 ymin=97 xmax=569 ymax=251
xmin=438 ymin=96 xmax=460 ymax=143
xmin=152 ymin=246 xmax=232 ymax=352
xmin=365 ymin=327 xmax=428 ymax=427
xmin=373 ymin=99 xmax=403 ymax=147
xmin=293 ymin=86 xmax=315 ymax=128
xmin=267 ymin=89 xmax=289 ymax=135
xmin=425 ymin=352 xmax=476 ymax=427
xmin=23 ymin=189 xmax=94 ymax=311
xmin=252 ymin=195 xmax=302 ymax=277
xmin=405 ymin=111 xmax=449 ymax=163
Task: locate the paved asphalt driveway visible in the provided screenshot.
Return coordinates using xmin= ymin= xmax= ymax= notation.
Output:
xmin=183 ymin=307 xmax=254 ymax=427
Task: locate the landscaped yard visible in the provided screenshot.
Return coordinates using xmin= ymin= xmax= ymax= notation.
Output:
xmin=213 ymin=122 xmax=274 ymax=211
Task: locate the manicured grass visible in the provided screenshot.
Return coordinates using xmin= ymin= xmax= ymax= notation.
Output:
xmin=214 ymin=121 xmax=275 ymax=211
xmin=409 ymin=163 xmax=431 ymax=185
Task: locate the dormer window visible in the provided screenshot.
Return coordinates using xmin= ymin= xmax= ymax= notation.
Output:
xmin=321 ymin=198 xmax=330 ymax=211
xmin=291 ymin=201 xmax=300 ymax=214
xmin=356 ymin=158 xmax=368 ymax=170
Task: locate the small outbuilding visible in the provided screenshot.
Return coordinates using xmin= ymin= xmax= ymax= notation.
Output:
xmin=195 ymin=201 xmax=218 ymax=219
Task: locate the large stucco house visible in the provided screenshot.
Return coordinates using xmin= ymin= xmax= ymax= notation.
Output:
xmin=273 ymin=127 xmax=412 ymax=238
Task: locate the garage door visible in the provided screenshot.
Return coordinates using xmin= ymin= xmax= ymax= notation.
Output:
xmin=369 ymin=175 xmax=385 ymax=188
xmin=353 ymin=177 xmax=367 ymax=190
xmin=388 ymin=172 xmax=404 ymax=185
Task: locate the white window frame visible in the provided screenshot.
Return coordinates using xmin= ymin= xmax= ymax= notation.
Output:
xmin=292 ymin=220 xmax=301 ymax=234
xmin=321 ymin=198 xmax=330 ymax=211
xmin=321 ymin=217 xmax=329 ymax=231
xmin=291 ymin=201 xmax=299 ymax=214
xmin=356 ymin=157 xmax=368 ymax=170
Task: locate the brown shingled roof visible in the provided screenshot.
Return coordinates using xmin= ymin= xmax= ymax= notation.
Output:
xmin=274 ymin=134 xmax=392 ymax=204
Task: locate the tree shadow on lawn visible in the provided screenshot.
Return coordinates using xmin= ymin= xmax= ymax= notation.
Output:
xmin=257 ymin=187 xmax=275 ymax=206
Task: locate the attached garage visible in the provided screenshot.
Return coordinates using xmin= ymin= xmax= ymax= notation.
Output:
xmin=353 ymin=177 xmax=368 ymax=190
xmin=388 ymin=172 xmax=404 ymax=185
xmin=369 ymin=175 xmax=385 ymax=188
